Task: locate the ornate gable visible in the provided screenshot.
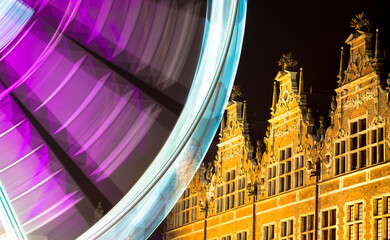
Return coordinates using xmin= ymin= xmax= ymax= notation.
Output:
xmin=339 ymin=13 xmax=381 ymax=86
xmin=273 ymin=70 xmax=300 ymax=116
xmin=220 ymin=101 xmax=248 ymax=142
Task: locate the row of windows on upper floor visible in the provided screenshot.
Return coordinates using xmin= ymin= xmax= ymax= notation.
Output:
xmin=210 ymin=231 xmax=248 ymax=240
xmin=173 ymin=188 xmax=198 ymax=227
xmin=267 ymin=153 xmax=305 ymax=196
xmin=173 ymin=172 xmax=247 ymax=227
xmin=334 ymin=118 xmax=385 ymax=175
xmin=267 ymin=118 xmax=386 ymax=197
xmin=264 ymin=195 xmax=390 ymax=240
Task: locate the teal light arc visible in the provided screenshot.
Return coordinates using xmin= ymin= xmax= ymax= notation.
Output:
xmin=77 ymin=0 xmax=247 ymax=239
xmin=0 ymin=0 xmax=247 ymax=239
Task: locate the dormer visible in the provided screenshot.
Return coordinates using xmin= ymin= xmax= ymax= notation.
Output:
xmin=269 ymin=54 xmax=307 ymax=129
xmin=338 ymin=12 xmax=382 ymax=87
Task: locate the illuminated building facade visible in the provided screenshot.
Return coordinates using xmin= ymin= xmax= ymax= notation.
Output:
xmin=165 ymin=18 xmax=390 ymax=240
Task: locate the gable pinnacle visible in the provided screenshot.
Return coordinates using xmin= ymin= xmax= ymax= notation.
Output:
xmin=271 ymin=81 xmax=277 ymax=114
xmin=299 ymin=68 xmax=304 ymax=96
xmin=242 ymin=101 xmax=247 ymax=124
xmin=337 ymin=47 xmax=344 ymax=84
xmin=375 ymin=28 xmax=380 ymax=59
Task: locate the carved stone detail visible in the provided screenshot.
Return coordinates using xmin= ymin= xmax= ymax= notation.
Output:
xmin=295 ymin=144 xmax=304 ymax=154
xmin=370 ymin=114 xmax=385 ymax=127
xmin=275 ymin=122 xmax=299 ymax=138
xmin=343 ymin=48 xmax=376 ymax=84
xmin=335 ymin=128 xmax=347 ymax=140
xmin=343 ymin=89 xmax=376 ymax=109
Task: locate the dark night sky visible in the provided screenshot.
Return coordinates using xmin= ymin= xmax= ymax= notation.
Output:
xmin=237 ymin=0 xmax=389 ymax=127
xmin=148 ymin=0 xmax=389 ymax=239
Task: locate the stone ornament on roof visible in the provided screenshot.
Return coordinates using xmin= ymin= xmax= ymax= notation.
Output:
xmin=278 ymin=53 xmax=298 ymax=71
xmin=340 ymin=13 xmax=379 ymax=85
xmin=350 ymin=12 xmax=371 ymax=32
xmin=230 ymin=85 xmax=243 ymax=101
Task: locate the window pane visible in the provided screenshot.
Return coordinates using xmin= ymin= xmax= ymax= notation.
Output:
xmin=358 ymin=203 xmax=363 ymax=220
xmin=322 ymin=211 xmax=328 ymax=227
xmin=351 ymin=137 xmax=358 ymax=150
xmin=359 ymin=119 xmax=366 ymax=131
xmin=287 ymin=148 xmax=292 ymax=159
xmin=341 ymin=157 xmax=346 ymax=173
xmin=379 ymin=128 xmax=384 ymax=141
xmin=335 ymin=143 xmax=340 ymax=156
xmin=372 ymin=129 xmax=377 ymax=143
xmin=330 ymin=228 xmax=336 ymax=240
xmin=351 ymin=153 xmax=358 ymax=170
xmin=323 ymin=230 xmax=328 ymax=240
xmin=379 ymin=144 xmax=384 ymax=162
xmin=308 ymin=215 xmax=314 ymax=231
xmin=351 ymin=122 xmax=358 ymax=134
xmin=360 ymin=150 xmax=367 ymax=168
xmin=372 ymin=146 xmax=378 ymax=164
xmin=359 ymin=134 xmax=366 ymax=148
xmin=330 ymin=209 xmax=336 ymax=226
xmin=377 ymin=219 xmax=382 ymax=240
xmin=302 ymin=216 xmax=307 ymax=232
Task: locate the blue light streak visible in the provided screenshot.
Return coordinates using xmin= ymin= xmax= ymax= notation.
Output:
xmin=0 ymin=0 xmax=34 ymax=53
xmin=77 ymin=0 xmax=247 ymax=239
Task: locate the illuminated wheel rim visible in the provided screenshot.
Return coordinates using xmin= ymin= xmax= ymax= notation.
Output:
xmin=0 ymin=0 xmax=247 ymax=239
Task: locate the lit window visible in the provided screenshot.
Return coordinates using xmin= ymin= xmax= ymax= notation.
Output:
xmin=294 ymin=155 xmax=305 ymax=188
xmin=267 ymin=165 xmax=277 ymax=196
xmin=281 ymin=219 xmax=293 ymax=240
xmin=222 ymin=235 xmax=232 ymax=240
xmin=335 ymin=140 xmax=346 ymax=175
xmin=349 ymin=118 xmax=368 ymax=170
xmin=373 ymin=196 xmax=390 ymax=240
xmin=370 ymin=127 xmax=385 ymax=164
xmin=301 ymin=214 xmax=314 ymax=240
xmin=237 ymin=177 xmax=246 ymax=206
xmin=225 ymin=169 xmax=236 ymax=210
xmin=263 ymin=224 xmax=275 ymax=240
xmin=216 ymin=185 xmax=224 ymax=213
xmin=279 ymin=147 xmax=292 ymax=193
xmin=236 ymin=231 xmax=247 ymax=240
xmin=321 ymin=209 xmax=337 ymax=240
xmin=346 ymin=202 xmax=364 ymax=240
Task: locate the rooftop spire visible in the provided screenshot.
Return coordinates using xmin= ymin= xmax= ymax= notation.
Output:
xmin=337 ymin=46 xmax=344 ymax=83
xmin=220 ymin=112 xmax=225 ymax=137
xmin=242 ymin=100 xmax=247 ymax=124
xmin=299 ymin=68 xmax=304 ymax=96
xmin=375 ymin=28 xmax=380 ymax=59
xmin=271 ymin=81 xmax=277 ymax=114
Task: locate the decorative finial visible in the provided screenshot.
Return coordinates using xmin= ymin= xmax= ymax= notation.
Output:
xmin=271 ymin=81 xmax=278 ymax=114
xmin=278 ymin=53 xmax=298 ymax=71
xmin=299 ymin=68 xmax=304 ymax=96
xmin=242 ymin=100 xmax=247 ymax=124
xmin=230 ymin=85 xmax=243 ymax=101
xmin=220 ymin=112 xmax=225 ymax=136
xmin=375 ymin=28 xmax=380 ymax=59
xmin=337 ymin=47 xmax=344 ymax=83
xmin=350 ymin=12 xmax=371 ymax=32
xmin=331 ymin=96 xmax=337 ymax=112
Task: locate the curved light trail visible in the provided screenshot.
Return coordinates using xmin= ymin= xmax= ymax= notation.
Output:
xmin=0 ymin=0 xmax=247 ymax=239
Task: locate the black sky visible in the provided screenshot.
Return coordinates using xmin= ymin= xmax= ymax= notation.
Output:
xmin=148 ymin=0 xmax=389 ymax=239
xmin=238 ymin=0 xmax=389 ymax=125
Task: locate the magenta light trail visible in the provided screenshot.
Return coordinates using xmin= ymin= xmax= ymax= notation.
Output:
xmin=0 ymin=0 xmax=247 ymax=239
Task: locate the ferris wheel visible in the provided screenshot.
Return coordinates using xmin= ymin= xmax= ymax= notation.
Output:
xmin=0 ymin=0 xmax=247 ymax=239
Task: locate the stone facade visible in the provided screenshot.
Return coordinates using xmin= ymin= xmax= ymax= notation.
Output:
xmin=164 ymin=21 xmax=390 ymax=240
